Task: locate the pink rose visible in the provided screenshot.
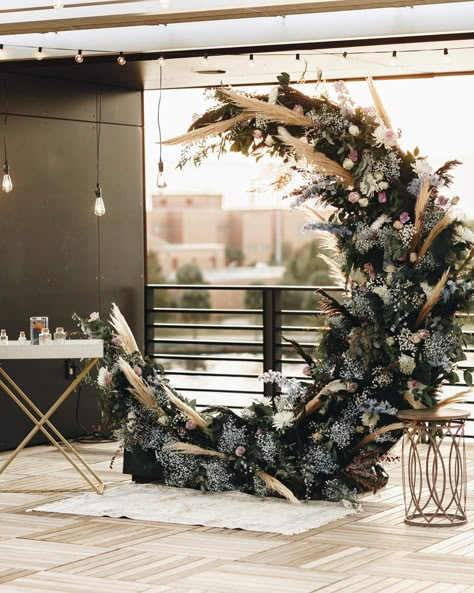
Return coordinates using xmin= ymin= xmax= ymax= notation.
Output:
xmin=347 ymin=382 xmax=358 ymax=393
xmin=133 ymin=366 xmax=142 ymax=376
xmin=364 ymin=263 xmax=376 ymax=280
xmin=348 ymin=191 xmax=360 ymax=203
xmin=253 ymin=130 xmax=263 ymax=141
xmin=437 ymin=196 xmax=449 ymax=207
xmin=302 ymin=365 xmax=312 ymax=377
xmin=235 ymin=446 xmax=246 ymax=457
xmin=399 ymin=212 xmax=410 ymax=224
xmin=362 ymin=106 xmax=372 ymax=114
xmin=407 ymin=379 xmax=418 ymax=389
xmin=378 ymin=191 xmax=387 ymax=204
xmin=293 ymin=104 xmax=304 ymax=114
xmin=88 ymin=312 xmax=100 ymax=321
xmin=185 ymin=420 xmax=196 ymax=430
xmin=111 ymin=336 xmax=122 ymax=347
xmin=348 ymin=149 xmax=358 ymax=162
xmin=384 ymin=129 xmax=397 ymax=143
xmin=418 ymin=329 xmax=429 ymax=340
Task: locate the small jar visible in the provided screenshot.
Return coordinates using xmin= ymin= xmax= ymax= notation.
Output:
xmin=18 ymin=331 xmax=28 ymax=344
xmin=54 ymin=327 xmax=66 ymax=343
xmin=38 ymin=327 xmax=51 ymax=345
xmin=0 ymin=329 xmax=8 ymax=345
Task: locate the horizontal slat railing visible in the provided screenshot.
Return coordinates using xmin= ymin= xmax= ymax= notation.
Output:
xmin=146 ymin=284 xmax=474 ymax=434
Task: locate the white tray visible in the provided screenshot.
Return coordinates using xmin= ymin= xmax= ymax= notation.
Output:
xmin=0 ymin=339 xmax=104 ymax=360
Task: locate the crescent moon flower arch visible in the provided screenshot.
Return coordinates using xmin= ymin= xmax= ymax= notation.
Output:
xmin=77 ymin=75 xmax=474 ymax=505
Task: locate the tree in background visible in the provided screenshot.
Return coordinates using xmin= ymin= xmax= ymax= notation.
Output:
xmin=147 ymin=251 xmax=175 ymax=310
xmin=176 ymin=263 xmax=211 ymax=333
xmin=225 ymin=246 xmax=245 ymax=266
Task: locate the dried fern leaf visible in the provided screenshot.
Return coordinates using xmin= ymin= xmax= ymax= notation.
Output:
xmin=317 ymin=289 xmax=354 ymax=322
xmin=317 ymin=253 xmax=347 ymax=288
xmin=417 ymin=213 xmax=451 ymax=261
xmin=118 ymin=358 xmax=160 ymax=413
xmin=221 ymin=88 xmax=314 ymax=128
xmin=437 ymin=389 xmax=472 ymax=407
xmin=354 ymin=423 xmax=404 ymax=450
xmin=164 ymin=442 xmax=227 ymax=459
xmin=110 ymin=303 xmax=140 ymax=356
xmin=366 ymin=77 xmax=392 ymax=129
xmin=404 ymin=392 xmax=426 ymax=409
xmin=415 ymin=268 xmax=450 ymax=327
xmin=256 ymin=471 xmax=300 ymax=504
xmin=411 ymin=177 xmax=432 ymax=250
xmin=161 ymin=383 xmax=209 ymax=429
xmin=162 ymin=113 xmax=250 ymax=145
xmin=278 ymin=127 xmax=353 ymax=186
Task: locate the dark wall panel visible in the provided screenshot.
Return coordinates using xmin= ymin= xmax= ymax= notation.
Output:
xmin=0 ymin=74 xmax=144 ymax=451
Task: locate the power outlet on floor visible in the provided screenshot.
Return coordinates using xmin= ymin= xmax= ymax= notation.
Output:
xmin=65 ymin=359 xmax=78 ymax=380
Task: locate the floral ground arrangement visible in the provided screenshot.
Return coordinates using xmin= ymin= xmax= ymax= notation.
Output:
xmin=79 ymin=76 xmax=473 ymax=504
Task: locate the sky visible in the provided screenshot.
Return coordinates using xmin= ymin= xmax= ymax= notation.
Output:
xmin=144 ymin=75 xmax=473 ymax=218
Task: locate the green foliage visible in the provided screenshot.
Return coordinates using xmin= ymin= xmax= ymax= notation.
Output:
xmin=225 ymin=246 xmax=245 ymax=266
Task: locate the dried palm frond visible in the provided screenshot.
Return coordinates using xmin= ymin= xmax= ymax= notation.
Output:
xmin=317 ymin=289 xmax=355 ymax=323
xmin=310 ymin=229 xmax=340 ymax=257
xmin=455 ymin=246 xmax=474 ymax=278
xmin=404 ymin=392 xmax=426 ymax=409
xmin=417 ymin=213 xmax=451 ymax=261
xmin=164 ymin=442 xmax=227 ymax=459
xmin=221 ymin=88 xmax=314 ymax=128
xmin=411 ymin=178 xmax=431 ymax=250
xmin=162 ymin=113 xmax=250 ymax=145
xmin=353 ymin=423 xmax=404 ymax=450
xmin=256 ymin=471 xmax=300 ymax=504
xmin=300 ymin=380 xmax=347 ymax=418
xmin=278 ymin=127 xmax=353 ymax=186
xmin=302 ymin=206 xmax=327 ymax=224
xmin=110 ymin=303 xmax=140 ymax=356
xmin=161 ymin=383 xmax=209 ymax=429
xmin=318 ymin=253 xmax=347 ymax=289
xmin=437 ymin=389 xmax=472 ymax=408
xmin=366 ymin=77 xmax=392 ymax=129
xmin=118 ymin=358 xmax=160 ymax=413
xmin=415 ymin=268 xmax=450 ymax=328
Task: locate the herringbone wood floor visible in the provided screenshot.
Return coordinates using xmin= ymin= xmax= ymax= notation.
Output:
xmin=1 ymin=441 xmax=474 ymax=592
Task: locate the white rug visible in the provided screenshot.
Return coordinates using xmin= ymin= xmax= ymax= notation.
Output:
xmin=30 ymin=482 xmax=357 ymax=535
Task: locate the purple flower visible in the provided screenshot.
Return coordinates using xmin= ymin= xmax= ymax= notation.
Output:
xmin=437 ymin=195 xmax=449 ymax=207
xmin=399 ymin=212 xmax=410 ymax=224
xmin=133 ymin=366 xmax=142 ymax=377
xmin=185 ymin=420 xmax=196 ymax=430
xmin=111 ymin=336 xmax=122 ymax=347
xmin=348 ymin=149 xmax=358 ymax=162
xmin=378 ymin=191 xmax=387 ymax=204
xmin=235 ymin=446 xmax=246 ymax=457
xmin=302 ymin=365 xmax=312 ymax=377
xmin=364 ymin=263 xmax=376 ymax=280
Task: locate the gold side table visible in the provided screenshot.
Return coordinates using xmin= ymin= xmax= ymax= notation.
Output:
xmin=398 ymin=407 xmax=470 ymax=527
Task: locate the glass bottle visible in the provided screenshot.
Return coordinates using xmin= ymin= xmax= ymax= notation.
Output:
xmin=54 ymin=327 xmax=66 ymax=343
xmin=0 ymin=329 xmax=8 ymax=345
xmin=38 ymin=327 xmax=51 ymax=345
xmin=18 ymin=331 xmax=28 ymax=344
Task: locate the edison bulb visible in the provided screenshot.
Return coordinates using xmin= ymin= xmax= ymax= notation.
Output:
xmin=94 ymin=185 xmax=105 ymax=216
xmin=157 ymin=161 xmax=167 ymax=189
xmin=75 ymin=50 xmax=83 ymax=63
xmin=117 ymin=53 xmax=126 ymax=66
xmin=35 ymin=48 xmax=45 ymax=61
xmin=2 ymin=164 xmax=12 ymax=193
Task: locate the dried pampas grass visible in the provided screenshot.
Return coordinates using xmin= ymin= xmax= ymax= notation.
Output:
xmin=164 ymin=442 xmax=227 ymax=459
xmin=411 ymin=178 xmax=431 ymax=250
xmin=221 ymin=88 xmax=314 ymax=128
xmin=118 ymin=358 xmax=160 ymax=413
xmin=161 ymin=383 xmax=209 ymax=429
xmin=354 ymin=423 xmax=404 ymax=450
xmin=415 ymin=268 xmax=450 ymax=327
xmin=455 ymin=245 xmax=474 ymax=278
xmin=437 ymin=389 xmax=471 ymax=408
xmin=277 ymin=127 xmax=353 ymax=186
xmin=317 ymin=253 xmax=347 ymax=289
xmin=404 ymin=392 xmax=426 ymax=409
xmin=162 ymin=113 xmax=250 ymax=146
xmin=256 ymin=471 xmax=300 ymax=504
xmin=300 ymin=380 xmax=347 ymax=418
xmin=417 ymin=213 xmax=451 ymax=261
xmin=110 ymin=303 xmax=140 ymax=356
xmin=366 ymin=77 xmax=392 ymax=129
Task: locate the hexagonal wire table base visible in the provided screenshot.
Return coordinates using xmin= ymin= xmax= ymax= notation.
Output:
xmin=398 ymin=408 xmax=470 ymax=527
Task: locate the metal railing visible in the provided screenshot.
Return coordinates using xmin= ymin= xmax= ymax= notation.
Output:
xmin=146 ymin=284 xmax=474 ymax=430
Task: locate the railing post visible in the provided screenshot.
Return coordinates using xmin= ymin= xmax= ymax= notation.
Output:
xmin=262 ymin=287 xmax=282 ymax=401
xmin=145 ymin=285 xmax=153 ymax=358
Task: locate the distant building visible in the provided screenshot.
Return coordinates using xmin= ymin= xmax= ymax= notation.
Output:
xmin=147 ymin=193 xmax=311 ymax=276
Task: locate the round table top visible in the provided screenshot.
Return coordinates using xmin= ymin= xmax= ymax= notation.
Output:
xmin=397 ymin=407 xmax=470 ymax=421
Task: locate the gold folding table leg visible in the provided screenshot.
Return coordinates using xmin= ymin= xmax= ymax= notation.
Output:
xmin=0 ymin=358 xmax=105 ymax=494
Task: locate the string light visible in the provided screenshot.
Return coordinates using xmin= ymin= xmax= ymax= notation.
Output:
xmin=389 ymin=50 xmax=398 ymax=66
xmin=248 ymin=54 xmax=256 ymax=68
xmin=200 ymin=55 xmax=208 ymax=65
xmin=53 ymin=0 xmax=64 ymax=8
xmin=117 ymin=52 xmax=126 ymax=65
xmin=94 ymin=185 xmax=105 ymax=216
xmin=442 ymin=48 xmax=450 ymax=64
xmin=0 ymin=45 xmax=4 ymax=59
xmin=75 ymin=50 xmax=84 ymax=63
xmin=338 ymin=51 xmax=347 ymax=63
xmin=157 ymin=63 xmax=167 ymax=189
xmin=2 ymin=81 xmax=12 ymax=194
xmin=159 ymin=0 xmax=170 ymax=7
xmin=157 ymin=55 xmax=165 ymax=65
xmin=34 ymin=47 xmax=45 ymax=61
xmin=294 ymin=53 xmax=301 ymax=66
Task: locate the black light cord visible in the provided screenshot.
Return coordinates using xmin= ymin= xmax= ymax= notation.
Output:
xmin=157 ymin=63 xmax=163 ymax=162
xmin=95 ymin=87 xmax=102 ymax=313
xmin=3 ymin=80 xmax=8 ymax=166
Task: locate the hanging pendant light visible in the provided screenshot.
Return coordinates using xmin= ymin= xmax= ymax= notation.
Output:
xmin=156 ymin=63 xmax=167 ymax=189
xmin=94 ymin=185 xmax=105 ymax=216
xmin=2 ymin=81 xmax=12 ymax=194
xmin=94 ymin=89 xmax=105 ymax=216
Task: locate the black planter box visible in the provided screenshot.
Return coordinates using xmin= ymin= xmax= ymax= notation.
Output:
xmin=123 ymin=446 xmax=164 ymax=483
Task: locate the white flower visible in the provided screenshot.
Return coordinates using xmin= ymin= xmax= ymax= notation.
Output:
xmin=399 ymin=355 xmax=416 ymax=375
xmin=343 ymin=158 xmax=355 ymax=170
xmin=371 ymin=214 xmax=390 ymax=230
xmin=374 ymin=171 xmax=384 ymax=182
xmin=372 ymin=125 xmax=398 ymax=149
xmin=268 ymin=86 xmax=279 ymax=105
xmin=386 ymin=337 xmax=395 ymax=346
xmin=97 ymin=367 xmax=112 ymax=387
xmin=272 ymin=411 xmax=294 ymax=431
xmin=372 ymin=285 xmax=390 ymax=305
xmin=454 ymin=225 xmax=474 ymax=245
xmin=359 ymin=198 xmax=369 ymax=207
xmin=420 ymin=282 xmax=434 ymax=298
xmin=348 ymin=124 xmax=360 ymax=136
xmin=409 ymin=252 xmax=418 ymax=263
xmin=255 ymin=396 xmax=273 ymax=407
xmin=264 ymin=135 xmax=275 ymax=146
xmin=359 ymin=172 xmax=379 ymax=197
xmin=88 ymin=312 xmax=100 ymax=321
xmin=379 ymin=181 xmax=389 ymax=190
xmin=362 ymin=411 xmax=380 ymax=427
xmin=412 ymin=158 xmax=433 ymax=178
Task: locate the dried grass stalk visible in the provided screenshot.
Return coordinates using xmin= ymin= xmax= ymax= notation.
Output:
xmin=118 ymin=358 xmax=160 ymax=413
xmin=278 ymin=127 xmax=353 ymax=186
xmin=221 ymin=88 xmax=314 ymax=128
xmin=411 ymin=178 xmax=431 ymax=250
xmin=437 ymin=389 xmax=472 ymax=408
xmin=161 ymin=383 xmax=209 ymax=429
xmin=318 ymin=253 xmax=347 ymax=288
xmin=354 ymin=423 xmax=404 ymax=450
xmin=367 ymin=77 xmax=392 ymax=129
xmin=417 ymin=213 xmax=451 ymax=261
xmin=404 ymin=392 xmax=426 ymax=409
xmin=415 ymin=268 xmax=450 ymax=328
xmin=164 ymin=442 xmax=227 ymax=459
xmin=256 ymin=471 xmax=300 ymax=504
xmin=110 ymin=303 xmax=140 ymax=356
xmin=162 ymin=113 xmax=250 ymax=145
xmin=302 ymin=206 xmax=327 ymax=224
xmin=455 ymin=245 xmax=474 ymax=278
xmin=301 ymin=380 xmax=347 ymax=418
